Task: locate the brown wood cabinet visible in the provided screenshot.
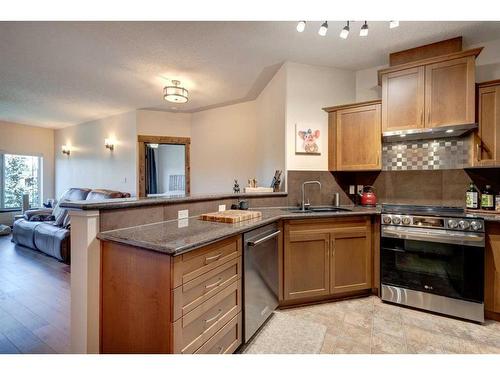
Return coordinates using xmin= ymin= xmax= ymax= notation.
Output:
xmin=474 ymin=80 xmax=500 ymax=167
xmin=100 ymin=235 xmax=243 ymax=354
xmin=485 ymin=222 xmax=500 ymax=320
xmin=283 ymin=216 xmax=374 ymax=305
xmin=324 ymin=100 xmax=382 ymax=171
xmin=378 ymin=48 xmax=481 ymax=133
xmin=382 ymin=67 xmax=425 ymax=131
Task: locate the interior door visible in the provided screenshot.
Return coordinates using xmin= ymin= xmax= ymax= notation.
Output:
xmin=330 ymin=226 xmax=372 ymax=294
xmin=284 ymin=230 xmax=330 ymax=301
xmin=382 ymin=66 xmax=425 ymax=132
xmin=424 ymin=56 xmax=475 ymax=128
xmin=336 ymin=104 xmax=381 ymax=171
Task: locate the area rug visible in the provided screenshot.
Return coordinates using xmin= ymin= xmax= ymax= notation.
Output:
xmin=243 ymin=311 xmax=327 ymax=354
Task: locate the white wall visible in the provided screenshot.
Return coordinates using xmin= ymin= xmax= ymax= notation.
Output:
xmin=190 ymin=101 xmax=258 ymax=194
xmin=54 ymin=111 xmax=137 ymax=197
xmin=136 ymin=109 xmax=191 ymax=137
xmin=285 ymin=62 xmax=356 ymax=171
xmin=0 ymin=120 xmax=55 ymax=202
xmin=355 ymin=64 xmax=387 ymax=102
xmin=255 ymin=65 xmax=287 ymax=189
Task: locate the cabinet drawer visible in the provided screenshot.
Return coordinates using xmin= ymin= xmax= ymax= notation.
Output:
xmin=172 ymin=256 xmax=242 ymax=321
xmin=172 ymin=236 xmax=241 ymax=288
xmin=172 ymin=278 xmax=242 ymax=354
xmin=194 ymin=313 xmax=242 ymax=354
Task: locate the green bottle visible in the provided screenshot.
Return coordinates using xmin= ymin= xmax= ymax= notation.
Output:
xmin=481 ymin=185 xmax=495 ymax=211
xmin=466 ymin=183 xmax=479 ymax=210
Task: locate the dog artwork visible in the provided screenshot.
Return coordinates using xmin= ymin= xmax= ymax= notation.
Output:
xmin=296 ymin=127 xmax=321 ymax=155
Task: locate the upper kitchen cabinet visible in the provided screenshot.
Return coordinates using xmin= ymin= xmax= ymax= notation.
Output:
xmin=323 ymin=100 xmax=382 ymax=172
xmin=382 ymin=66 xmax=425 ymax=131
xmin=378 ymin=48 xmax=482 ymax=132
xmin=474 ymin=80 xmax=500 ymax=167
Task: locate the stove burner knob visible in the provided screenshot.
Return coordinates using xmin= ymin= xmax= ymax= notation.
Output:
xmin=459 ymin=220 xmax=470 ymax=230
xmin=470 ymin=221 xmax=483 ymax=231
xmin=448 ymin=219 xmax=458 ymax=229
xmin=402 ymin=216 xmax=411 ymax=225
xmin=382 ymin=216 xmax=392 ymax=224
xmin=392 ymin=216 xmax=401 ymax=225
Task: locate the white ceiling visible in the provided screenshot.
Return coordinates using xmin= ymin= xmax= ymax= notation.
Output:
xmin=1 ymin=21 xmax=500 ymax=129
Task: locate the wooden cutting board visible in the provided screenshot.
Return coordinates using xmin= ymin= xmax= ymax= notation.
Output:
xmin=199 ymin=210 xmax=262 ymax=223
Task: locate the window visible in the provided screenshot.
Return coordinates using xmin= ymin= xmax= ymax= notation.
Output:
xmin=0 ymin=153 xmax=42 ymax=210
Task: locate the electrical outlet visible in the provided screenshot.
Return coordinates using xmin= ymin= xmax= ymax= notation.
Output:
xmin=178 ymin=209 xmax=189 ymax=219
xmin=178 ymin=218 xmax=188 ymax=228
xmin=349 ymin=185 xmax=355 ymax=195
xmin=218 ymin=204 xmax=226 ymax=212
xmin=357 ymin=185 xmax=364 ymax=195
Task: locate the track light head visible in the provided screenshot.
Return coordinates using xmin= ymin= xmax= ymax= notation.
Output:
xmin=389 ymin=20 xmax=399 ymax=29
xmin=360 ymin=21 xmax=369 ymax=37
xmin=340 ymin=21 xmax=350 ymax=39
xmin=318 ymin=21 xmax=328 ymax=36
xmin=296 ymin=21 xmax=306 ymax=32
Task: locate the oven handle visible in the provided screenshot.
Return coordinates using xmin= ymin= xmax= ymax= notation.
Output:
xmin=382 ymin=226 xmax=485 ymax=247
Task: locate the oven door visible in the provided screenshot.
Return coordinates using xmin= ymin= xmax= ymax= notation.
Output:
xmin=381 ymin=226 xmax=484 ymax=303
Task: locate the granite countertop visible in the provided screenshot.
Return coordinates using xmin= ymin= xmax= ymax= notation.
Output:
xmin=97 ymin=206 xmax=380 ymax=256
xmin=60 ymin=191 xmax=288 ymax=211
xmin=466 ymin=211 xmax=500 ymax=222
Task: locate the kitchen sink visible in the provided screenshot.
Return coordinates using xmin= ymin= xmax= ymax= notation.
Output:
xmin=285 ymin=206 xmax=352 ymax=214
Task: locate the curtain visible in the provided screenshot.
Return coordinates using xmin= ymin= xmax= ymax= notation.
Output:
xmin=146 ymin=147 xmax=158 ymax=194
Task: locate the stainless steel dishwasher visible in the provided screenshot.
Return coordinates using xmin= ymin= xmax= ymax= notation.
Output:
xmin=243 ymin=223 xmax=280 ymax=343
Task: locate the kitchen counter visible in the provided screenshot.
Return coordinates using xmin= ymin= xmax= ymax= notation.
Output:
xmin=60 ymin=191 xmax=287 ymax=211
xmin=96 ymin=206 xmax=380 ymax=255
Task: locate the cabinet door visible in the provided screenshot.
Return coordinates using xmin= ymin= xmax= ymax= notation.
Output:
xmin=336 ymin=104 xmax=381 ymax=171
xmin=475 ymin=85 xmax=500 ymax=166
xmin=330 ymin=225 xmax=372 ymax=294
xmin=485 ymin=223 xmax=500 ymax=314
xmin=424 ymin=56 xmax=475 ymax=128
xmin=284 ymin=230 xmax=330 ymax=301
xmin=382 ymin=67 xmax=425 ymax=132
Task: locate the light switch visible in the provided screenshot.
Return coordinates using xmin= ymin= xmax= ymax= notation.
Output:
xmin=349 ymin=185 xmax=355 ymax=194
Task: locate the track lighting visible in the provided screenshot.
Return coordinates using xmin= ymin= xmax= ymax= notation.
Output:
xmin=296 ymin=21 xmax=306 ymax=33
xmin=340 ymin=21 xmax=350 ymax=39
xmin=389 ymin=20 xmax=399 ymax=29
xmin=360 ymin=21 xmax=368 ymax=37
xmin=318 ymin=21 xmax=328 ymax=36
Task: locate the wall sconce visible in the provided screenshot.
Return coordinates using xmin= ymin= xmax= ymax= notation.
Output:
xmin=61 ymin=145 xmax=71 ymax=156
xmin=105 ymin=138 xmax=115 ymax=151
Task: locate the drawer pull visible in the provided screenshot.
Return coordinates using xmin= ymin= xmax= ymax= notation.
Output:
xmin=205 ymin=309 xmax=223 ymax=325
xmin=205 ymin=278 xmax=223 ymax=290
xmin=205 ymin=253 xmax=222 ymax=264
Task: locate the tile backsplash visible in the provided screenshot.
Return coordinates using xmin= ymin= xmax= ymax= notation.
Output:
xmin=382 ymin=136 xmax=471 ymax=171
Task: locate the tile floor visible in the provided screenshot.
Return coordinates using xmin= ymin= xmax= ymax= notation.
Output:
xmin=272 ymin=296 xmax=500 ymax=354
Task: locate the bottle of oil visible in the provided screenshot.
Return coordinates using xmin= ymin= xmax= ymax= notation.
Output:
xmin=481 ymin=185 xmax=495 ymax=211
xmin=465 ymin=183 xmax=479 ymax=210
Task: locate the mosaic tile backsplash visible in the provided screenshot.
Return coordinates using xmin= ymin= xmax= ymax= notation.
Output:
xmin=382 ymin=136 xmax=471 ymax=171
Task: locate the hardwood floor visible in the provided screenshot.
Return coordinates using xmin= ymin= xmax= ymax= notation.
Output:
xmin=0 ymin=235 xmax=70 ymax=354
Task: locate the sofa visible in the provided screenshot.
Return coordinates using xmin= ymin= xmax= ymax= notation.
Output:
xmin=12 ymin=188 xmax=130 ymax=263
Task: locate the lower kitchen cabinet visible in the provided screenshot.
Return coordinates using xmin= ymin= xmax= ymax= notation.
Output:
xmin=485 ymin=222 xmax=500 ymax=320
xmin=283 ymin=216 xmax=374 ymax=305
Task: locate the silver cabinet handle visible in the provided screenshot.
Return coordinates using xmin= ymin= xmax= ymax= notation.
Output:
xmin=247 ymin=230 xmax=281 ymax=246
xmin=204 ymin=309 xmax=223 ymax=325
xmin=205 ymin=278 xmax=223 ymax=290
xmin=204 ymin=253 xmax=222 ymax=264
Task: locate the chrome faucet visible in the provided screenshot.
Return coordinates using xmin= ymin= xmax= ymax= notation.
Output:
xmin=301 ymin=181 xmax=322 ymax=211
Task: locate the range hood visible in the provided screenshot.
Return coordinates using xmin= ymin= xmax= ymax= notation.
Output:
xmin=382 ymin=123 xmax=478 ymax=143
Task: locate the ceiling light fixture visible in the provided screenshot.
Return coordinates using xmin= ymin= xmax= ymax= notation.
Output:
xmin=318 ymin=21 xmax=328 ymax=36
xmin=360 ymin=21 xmax=369 ymax=37
xmin=296 ymin=21 xmax=306 ymax=33
xmin=389 ymin=20 xmax=399 ymax=29
xmin=340 ymin=21 xmax=350 ymax=39
xmin=163 ymin=80 xmax=188 ymax=104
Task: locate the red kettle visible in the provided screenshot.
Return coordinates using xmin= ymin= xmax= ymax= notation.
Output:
xmin=360 ymin=186 xmax=377 ymax=206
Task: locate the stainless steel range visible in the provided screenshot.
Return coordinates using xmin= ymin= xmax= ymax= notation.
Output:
xmin=380 ymin=204 xmax=485 ymax=323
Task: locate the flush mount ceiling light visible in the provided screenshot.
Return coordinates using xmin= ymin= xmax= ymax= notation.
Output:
xmin=318 ymin=21 xmax=328 ymax=36
xmin=296 ymin=21 xmax=306 ymax=32
xmin=360 ymin=21 xmax=369 ymax=37
xmin=163 ymin=80 xmax=188 ymax=104
xmin=340 ymin=21 xmax=350 ymax=39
